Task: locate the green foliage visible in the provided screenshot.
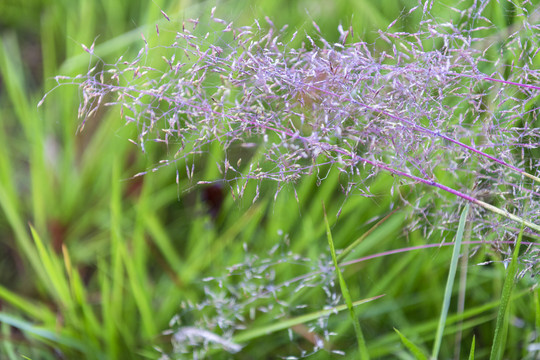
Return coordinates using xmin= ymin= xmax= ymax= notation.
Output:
xmin=0 ymin=0 xmax=538 ymax=359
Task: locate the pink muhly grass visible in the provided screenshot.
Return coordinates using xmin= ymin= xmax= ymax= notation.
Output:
xmin=42 ymin=4 xmax=540 ymax=250
xmin=38 ymin=2 xmax=540 ymax=358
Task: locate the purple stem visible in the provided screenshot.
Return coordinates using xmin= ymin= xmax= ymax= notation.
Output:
xmin=258 ymin=240 xmax=540 ymax=300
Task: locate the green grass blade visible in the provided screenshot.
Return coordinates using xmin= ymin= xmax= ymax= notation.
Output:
xmin=337 ymin=208 xmax=399 ymax=263
xmin=60 ymin=246 xmax=102 ymax=349
xmin=0 ymin=312 xmax=87 ymax=352
xmin=323 ymin=202 xmax=370 ymax=359
xmin=121 ymin=245 xmax=157 ymax=338
xmin=109 ymin=156 xmax=129 ymax=357
xmin=468 ymin=336 xmax=476 ymax=360
xmin=29 ymin=225 xmax=71 ymax=306
xmin=432 ymin=204 xmax=470 ymax=359
xmin=534 ymin=288 xmax=540 ymax=342
xmin=0 ymin=152 xmax=43 ymax=287
xmin=394 ymin=328 xmax=428 ymax=360
xmin=490 ymin=223 xmax=524 ymax=360
xmin=1 ymin=321 xmax=17 ymax=360
xmin=0 ymin=285 xmax=55 ymax=324
xmin=233 ymin=295 xmax=384 ymax=343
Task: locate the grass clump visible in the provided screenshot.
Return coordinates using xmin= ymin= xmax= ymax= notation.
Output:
xmin=0 ymin=0 xmax=539 ymax=359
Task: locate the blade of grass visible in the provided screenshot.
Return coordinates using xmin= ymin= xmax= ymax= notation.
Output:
xmin=31 ymin=226 xmax=102 ymax=354
xmin=0 ymin=312 xmax=89 ymax=354
xmin=232 ymin=294 xmax=385 ymax=343
xmin=144 ymin=213 xmax=183 ymax=273
xmin=337 ymin=207 xmax=400 ymax=262
xmin=29 ymin=225 xmax=71 ymax=306
xmin=454 ymin=216 xmax=473 ymax=359
xmin=490 ymin=222 xmax=525 ymax=360
xmin=432 ymin=204 xmax=470 ymax=359
xmin=109 ymin=156 xmax=134 ymax=355
xmin=60 ymin=244 xmax=102 ymax=348
xmin=395 ymin=328 xmax=429 ymax=360
xmin=1 ymin=320 xmax=17 ymax=360
xmin=0 ymin=286 xmax=55 ymax=325
xmin=98 ymin=257 xmax=118 ymax=360
xmin=0 ymin=34 xmax=49 ymax=233
xmin=534 ymin=288 xmax=540 ymax=342
xmin=323 ymin=201 xmax=370 ymax=359
xmin=121 ymin=244 xmax=157 ymax=339
xmin=468 ymin=336 xmax=475 ymax=360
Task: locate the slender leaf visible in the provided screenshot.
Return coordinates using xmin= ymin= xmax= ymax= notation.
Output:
xmin=432 ymin=204 xmax=470 ymax=359
xmin=324 ymin=202 xmax=370 ymax=359
xmin=468 ymin=336 xmax=476 ymax=360
xmin=395 ymin=328 xmax=428 ymax=360
xmin=490 ymin=223 xmax=525 ymax=360
xmin=0 ymin=312 xmax=89 ymax=353
xmin=233 ymin=295 xmax=384 ymax=343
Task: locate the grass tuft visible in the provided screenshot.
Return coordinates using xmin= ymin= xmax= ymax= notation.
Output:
xmin=1 ymin=0 xmax=539 ymax=358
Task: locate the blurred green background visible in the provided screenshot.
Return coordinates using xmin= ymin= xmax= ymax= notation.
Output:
xmin=0 ymin=0 xmax=538 ymax=359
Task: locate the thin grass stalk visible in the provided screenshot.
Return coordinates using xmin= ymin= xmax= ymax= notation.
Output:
xmin=323 ymin=202 xmax=370 ymax=359
xmin=395 ymin=328 xmax=429 ymax=360
xmin=454 ymin=218 xmax=473 ymax=360
xmin=432 ymin=204 xmax=470 ymax=359
xmin=468 ymin=336 xmax=476 ymax=360
xmin=490 ymin=223 xmax=525 ymax=360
